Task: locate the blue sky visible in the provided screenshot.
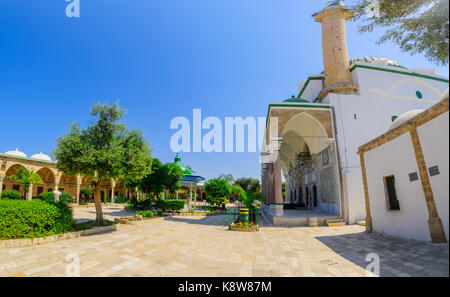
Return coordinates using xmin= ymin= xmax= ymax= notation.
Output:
xmin=0 ymin=0 xmax=448 ymax=180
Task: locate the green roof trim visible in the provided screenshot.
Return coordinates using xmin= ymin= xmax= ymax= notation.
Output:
xmin=350 ymin=64 xmax=449 ymax=83
xmin=297 ymin=76 xmax=323 ymax=99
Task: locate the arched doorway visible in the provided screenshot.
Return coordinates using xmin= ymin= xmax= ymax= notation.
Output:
xmin=36 ymin=167 xmax=56 ymax=199
xmin=3 ymin=164 xmax=27 ymax=198
xmin=59 ymin=173 xmax=78 ymax=200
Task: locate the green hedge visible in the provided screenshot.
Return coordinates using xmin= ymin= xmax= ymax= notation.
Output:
xmin=0 ymin=200 xmax=74 ymax=239
xmin=1 ymin=190 xmax=22 ymax=200
xmin=156 ymin=199 xmax=185 ymax=211
xmin=127 ymin=197 xmax=153 ymax=210
xmin=137 ymin=210 xmax=154 ymax=218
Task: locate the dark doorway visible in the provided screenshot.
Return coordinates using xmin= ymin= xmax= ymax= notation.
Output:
xmin=305 ymin=187 xmax=309 ymax=206
xmin=313 ymin=185 xmax=318 ymax=207
xmin=37 ymin=186 xmax=44 ymax=198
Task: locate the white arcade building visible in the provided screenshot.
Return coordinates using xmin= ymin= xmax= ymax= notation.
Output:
xmin=260 ymin=1 xmax=449 ymax=226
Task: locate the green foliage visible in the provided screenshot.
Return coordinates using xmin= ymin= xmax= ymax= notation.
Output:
xmin=218 ymin=174 xmax=234 ymax=184
xmin=351 ymin=0 xmax=449 ymax=65
xmin=207 ymin=197 xmax=228 ymax=208
xmin=139 ymin=158 xmax=183 ymax=197
xmin=39 ymin=192 xmax=55 ymax=204
xmin=127 ymin=197 xmax=152 ymax=210
xmin=204 ymin=178 xmax=231 ymax=199
xmin=0 ymin=190 xmax=21 ymax=200
xmin=156 ymin=199 xmax=185 ymax=212
xmin=234 ymin=221 xmax=254 ymax=228
xmin=80 ymin=188 xmax=93 ymax=204
xmin=59 ymin=192 xmax=72 ymax=204
xmin=53 ymin=102 xmax=153 ymax=223
xmin=0 ymin=200 xmax=74 ymax=239
xmin=230 ymin=185 xmax=247 ymax=202
xmin=115 ymin=193 xmax=127 ymax=203
xmin=8 ymin=167 xmax=43 ymax=199
xmin=137 ymin=210 xmax=154 ymax=218
xmin=244 ymin=191 xmax=263 ymax=210
xmin=157 ymin=210 xmax=164 ymax=216
xmin=234 ymin=178 xmax=261 ymax=193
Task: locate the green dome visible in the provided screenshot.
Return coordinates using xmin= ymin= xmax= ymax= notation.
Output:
xmin=284 ymin=96 xmax=310 ymax=103
xmin=174 ymin=153 xmax=192 ymax=175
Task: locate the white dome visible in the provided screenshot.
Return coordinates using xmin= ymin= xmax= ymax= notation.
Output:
xmin=31 ymin=152 xmax=52 ymax=162
xmin=390 ymin=110 xmax=425 ymax=130
xmin=441 ymin=88 xmax=449 ymax=101
xmin=5 ymin=148 xmax=27 ymax=158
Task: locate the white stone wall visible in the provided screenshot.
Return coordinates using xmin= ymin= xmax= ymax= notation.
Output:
xmin=417 ymin=112 xmax=449 ymax=241
xmin=327 ymin=65 xmax=448 ymax=224
xmin=364 ymin=133 xmax=431 ymax=241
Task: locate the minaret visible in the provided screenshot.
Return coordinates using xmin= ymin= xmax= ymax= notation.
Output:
xmin=314 ymin=1 xmax=358 ymax=100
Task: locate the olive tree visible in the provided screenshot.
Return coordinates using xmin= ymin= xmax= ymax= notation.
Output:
xmin=53 ymin=102 xmax=152 ymax=224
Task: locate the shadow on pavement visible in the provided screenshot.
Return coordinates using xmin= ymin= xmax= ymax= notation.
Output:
xmin=316 ymin=231 xmax=449 ymax=277
xmin=163 ymin=215 xmax=228 ymax=227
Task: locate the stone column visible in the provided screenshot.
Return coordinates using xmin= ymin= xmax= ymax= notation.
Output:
xmin=111 ymin=183 xmax=116 ymax=204
xmin=0 ymin=176 xmax=4 ymax=197
xmin=261 ymin=167 xmax=267 ymax=204
xmin=410 ymin=128 xmax=447 ymax=243
xmin=273 ymin=153 xmax=284 ymax=217
xmin=194 ymin=187 xmax=197 ymax=209
xmin=268 ymin=163 xmax=275 ymax=205
xmin=27 ymin=184 xmax=33 ymax=201
xmin=189 ymin=187 xmax=193 ymax=211
xmin=76 ymin=183 xmax=81 ymax=204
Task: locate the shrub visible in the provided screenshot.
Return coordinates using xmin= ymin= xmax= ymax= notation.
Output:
xmin=244 ymin=191 xmax=263 ymax=210
xmin=127 ymin=197 xmax=152 ymax=210
xmin=157 ymin=210 xmax=164 ymax=216
xmin=1 ymin=190 xmax=22 ymax=200
xmin=39 ymin=192 xmax=55 ymax=204
xmin=59 ymin=192 xmax=72 ymax=204
xmin=80 ymin=188 xmax=93 ymax=204
xmin=230 ymin=185 xmax=247 ymax=202
xmin=207 ymin=196 xmax=228 ymax=208
xmin=203 ymin=178 xmax=231 ymax=199
xmin=235 ymin=221 xmax=254 ymax=228
xmin=156 ymin=199 xmax=185 ymax=212
xmin=0 ymin=199 xmax=74 ymax=239
xmin=137 ymin=210 xmax=154 ymax=218
xmin=115 ymin=193 xmax=127 ymax=204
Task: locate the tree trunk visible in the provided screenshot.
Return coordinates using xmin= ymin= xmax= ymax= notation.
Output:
xmin=93 ymin=183 xmax=104 ymax=225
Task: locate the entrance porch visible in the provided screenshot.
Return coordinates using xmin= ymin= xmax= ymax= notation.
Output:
xmin=261 ymin=206 xmax=341 ymax=227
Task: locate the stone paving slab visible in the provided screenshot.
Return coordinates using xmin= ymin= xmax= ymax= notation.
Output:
xmin=0 ymin=207 xmax=448 ymax=277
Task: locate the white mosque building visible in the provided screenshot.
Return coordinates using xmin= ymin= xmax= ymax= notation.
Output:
xmin=260 ymin=1 xmax=449 ymax=227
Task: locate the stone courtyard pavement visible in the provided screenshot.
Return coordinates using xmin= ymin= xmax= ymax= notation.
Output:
xmin=0 ymin=208 xmax=448 ymax=277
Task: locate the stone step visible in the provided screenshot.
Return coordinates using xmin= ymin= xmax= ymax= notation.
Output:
xmin=328 ymin=222 xmax=346 ymax=227
xmin=326 ymin=218 xmax=346 ymax=227
xmin=308 ymin=217 xmax=319 ymax=227
xmin=326 ymin=219 xmax=345 ymax=224
xmin=356 ymin=220 xmax=366 ymax=226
